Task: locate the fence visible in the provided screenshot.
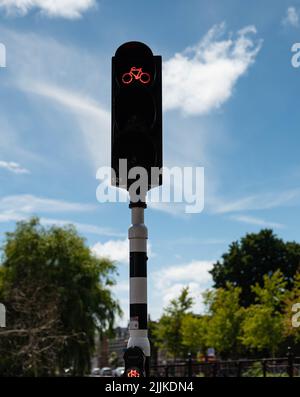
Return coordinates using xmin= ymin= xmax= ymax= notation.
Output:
xmin=150 ymin=352 xmax=300 ymax=377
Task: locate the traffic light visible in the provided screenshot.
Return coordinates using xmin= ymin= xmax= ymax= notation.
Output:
xmin=123 ymin=346 xmax=146 ymax=377
xmin=112 ymin=41 xmax=162 ymax=191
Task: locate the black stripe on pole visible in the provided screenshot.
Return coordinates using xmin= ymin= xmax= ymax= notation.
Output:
xmin=130 ymin=303 xmax=147 ymax=329
xmin=129 ymin=201 xmax=147 ymax=209
xmin=130 ymin=252 xmax=147 ymax=277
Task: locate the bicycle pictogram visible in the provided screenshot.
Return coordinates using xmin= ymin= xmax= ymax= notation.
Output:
xmin=127 ymin=369 xmax=141 ymax=377
xmin=122 ymin=66 xmax=151 ymax=85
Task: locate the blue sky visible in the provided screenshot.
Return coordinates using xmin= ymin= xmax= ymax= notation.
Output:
xmin=0 ymin=0 xmax=300 ymax=325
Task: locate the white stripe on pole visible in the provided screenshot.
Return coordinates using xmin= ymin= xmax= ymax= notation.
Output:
xmin=130 ymin=277 xmax=147 ymax=304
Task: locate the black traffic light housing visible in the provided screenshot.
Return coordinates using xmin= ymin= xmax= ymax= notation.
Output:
xmin=112 ymin=41 xmax=162 ymax=191
xmin=123 ymin=346 xmax=146 ymax=377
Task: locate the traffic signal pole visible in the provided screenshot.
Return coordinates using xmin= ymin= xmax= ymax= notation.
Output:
xmin=111 ymin=41 xmax=162 ymax=377
xmin=127 ymin=198 xmax=150 ymax=376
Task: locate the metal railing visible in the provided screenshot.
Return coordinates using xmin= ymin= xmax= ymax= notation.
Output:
xmin=150 ymin=352 xmax=300 ymax=377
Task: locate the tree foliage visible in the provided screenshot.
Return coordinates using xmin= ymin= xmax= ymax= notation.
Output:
xmin=152 ymin=230 xmax=300 ymax=360
xmin=240 ymin=271 xmax=287 ymax=356
xmin=154 ymin=270 xmax=300 ymax=360
xmin=153 ymin=287 xmax=193 ymax=359
xmin=0 ymin=218 xmax=121 ymax=376
xmin=210 ymin=229 xmax=300 ymax=307
xmin=203 ymin=283 xmax=244 ymax=358
xmin=181 ymin=314 xmax=209 ymax=355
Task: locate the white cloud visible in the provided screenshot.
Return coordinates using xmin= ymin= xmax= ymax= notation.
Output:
xmin=91 ymin=239 xmax=129 ymax=263
xmin=1 ymin=27 xmax=109 ymax=171
xmin=154 ymin=260 xmax=213 ymax=287
xmin=112 ymin=281 xmax=129 ymax=295
xmin=91 ymin=239 xmax=152 ymax=263
xmin=230 ymin=214 xmax=285 ymax=229
xmin=0 ymin=211 xmax=122 ymax=237
xmin=19 ymin=80 xmax=110 ymax=169
xmin=0 ymin=212 xmax=23 ymax=223
xmin=19 ymin=81 xmax=110 ymax=169
xmin=22 ymin=81 xmax=108 ymax=121
xmin=211 ymin=188 xmax=300 ymax=214
xmin=40 ymin=217 xmax=124 ymax=238
xmin=0 ymin=0 xmax=96 ymax=19
xmin=0 ymin=160 xmax=30 ymax=174
xmin=1 ymin=26 xmax=103 ymax=94
xmin=0 ymin=215 xmax=122 ymax=240
xmin=0 ymin=194 xmax=94 ymax=213
xmin=152 ymin=260 xmax=214 ymax=315
xmin=163 ymin=23 xmax=262 ymax=116
xmin=0 ymin=214 xmax=123 ymax=240
xmin=282 ymin=6 xmax=299 ymax=27
xmin=0 ymin=194 xmax=123 ymax=237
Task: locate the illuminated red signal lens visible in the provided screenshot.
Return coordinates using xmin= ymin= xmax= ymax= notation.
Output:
xmin=127 ymin=368 xmax=141 ymax=377
xmin=122 ymin=66 xmax=151 ymax=85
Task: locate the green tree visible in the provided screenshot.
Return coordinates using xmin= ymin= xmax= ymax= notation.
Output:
xmin=0 ymin=218 xmax=121 ymax=376
xmin=181 ymin=314 xmax=209 ymax=356
xmin=153 ymin=287 xmax=193 ymax=359
xmin=210 ymin=229 xmax=300 ymax=307
xmin=203 ymin=283 xmax=244 ymax=358
xmin=240 ymin=270 xmax=287 ymax=356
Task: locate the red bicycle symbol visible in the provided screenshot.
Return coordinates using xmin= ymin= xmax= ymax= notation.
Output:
xmin=122 ymin=66 xmax=151 ymax=85
xmin=127 ymin=369 xmax=140 ymax=377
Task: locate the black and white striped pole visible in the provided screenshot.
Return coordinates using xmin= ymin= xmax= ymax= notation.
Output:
xmin=126 ymin=198 xmax=150 ymax=376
